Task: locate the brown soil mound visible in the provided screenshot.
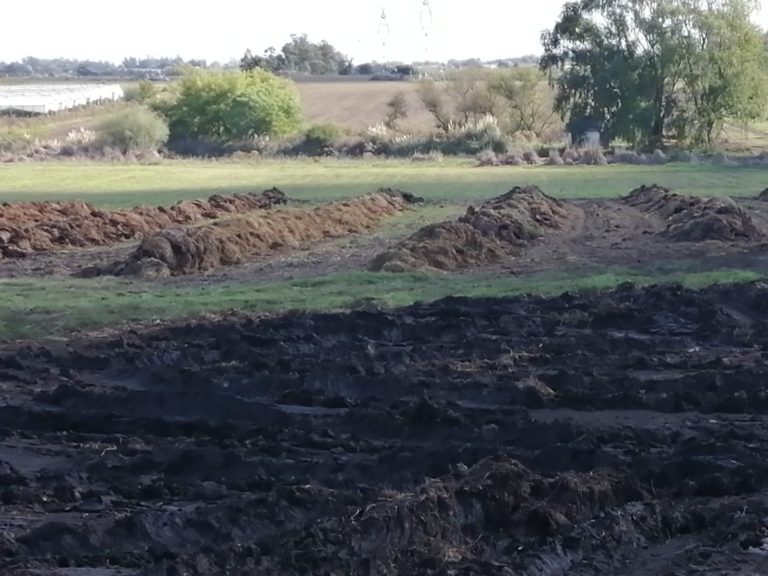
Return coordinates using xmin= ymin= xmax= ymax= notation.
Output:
xmin=625 ymin=184 xmax=762 ymax=241
xmin=97 ymin=189 xmax=419 ymax=277
xmin=0 ymin=188 xmax=286 ymax=258
xmin=370 ymin=185 xmax=568 ymax=272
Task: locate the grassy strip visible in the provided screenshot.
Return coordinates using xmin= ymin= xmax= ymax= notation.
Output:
xmin=0 ymin=267 xmax=761 ymax=340
xmin=0 ymin=160 xmax=765 ymax=208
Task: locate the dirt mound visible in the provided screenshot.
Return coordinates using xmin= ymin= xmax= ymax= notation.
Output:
xmin=370 ymin=185 xmax=569 ymax=272
xmin=3 ymin=282 xmax=768 ymax=574
xmin=0 ymin=188 xmax=286 ymax=258
xmin=625 ymin=184 xmax=762 ymax=241
xmin=96 ymin=189 xmax=419 ymax=277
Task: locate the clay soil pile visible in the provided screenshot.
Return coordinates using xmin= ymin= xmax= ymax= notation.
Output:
xmin=97 ymin=189 xmax=420 ymax=277
xmin=625 ymin=184 xmax=762 ymax=241
xmin=0 ymin=188 xmax=286 ymax=259
xmin=1 ymin=282 xmax=768 ymax=574
xmin=370 ymin=185 xmax=569 ymax=272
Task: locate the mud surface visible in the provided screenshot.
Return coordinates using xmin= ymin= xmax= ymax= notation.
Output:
xmin=0 ymin=189 xmax=286 ymax=259
xmin=1 ymin=282 xmax=768 ymax=574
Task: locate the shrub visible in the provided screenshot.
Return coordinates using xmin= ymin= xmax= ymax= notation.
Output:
xmin=578 ymin=147 xmax=608 ymax=165
xmin=304 ymin=124 xmax=342 ymax=149
xmin=651 ymin=149 xmax=668 ymax=165
xmin=161 ymin=70 xmax=302 ymax=144
xmin=548 ymin=148 xmax=564 ymax=165
xmin=477 ymin=149 xmax=500 ymax=166
xmin=385 ymin=92 xmax=409 ymax=129
xmin=123 ymin=81 xmax=159 ymax=104
xmin=97 ymin=106 xmax=169 ymax=153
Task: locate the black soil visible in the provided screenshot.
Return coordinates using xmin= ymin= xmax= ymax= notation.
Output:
xmin=2 ymin=282 xmax=768 ymax=575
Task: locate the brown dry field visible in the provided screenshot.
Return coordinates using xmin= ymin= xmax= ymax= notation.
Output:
xmin=296 ymin=80 xmax=434 ymax=132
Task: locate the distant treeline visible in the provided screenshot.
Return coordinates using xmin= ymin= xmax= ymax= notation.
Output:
xmin=1 ymin=35 xmax=539 ymax=80
xmin=0 ymin=57 xmax=218 ymax=80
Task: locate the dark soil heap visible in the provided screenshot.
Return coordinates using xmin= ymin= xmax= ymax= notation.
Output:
xmin=370 ymin=185 xmax=569 ymax=272
xmin=94 ymin=189 xmax=420 ymax=277
xmin=625 ymin=184 xmax=762 ymax=241
xmin=2 ymin=282 xmax=768 ymax=574
xmin=0 ymin=188 xmax=286 ymax=258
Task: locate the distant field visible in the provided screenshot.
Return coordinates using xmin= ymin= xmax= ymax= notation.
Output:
xmin=0 ymin=159 xmax=766 ymax=209
xmin=1 ymin=80 xmax=434 ymax=138
xmin=296 ymin=81 xmax=433 ymax=132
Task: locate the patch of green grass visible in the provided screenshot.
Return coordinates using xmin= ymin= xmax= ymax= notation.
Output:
xmin=0 ymin=267 xmax=761 ymax=340
xmin=0 ymin=159 xmax=765 ymax=209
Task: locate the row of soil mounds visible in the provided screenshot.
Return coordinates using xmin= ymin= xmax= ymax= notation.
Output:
xmin=370 ymin=185 xmax=569 ymax=272
xmin=0 ymin=188 xmax=286 ymax=259
xmin=625 ymin=183 xmax=763 ymax=241
xmin=372 ymin=184 xmax=767 ymax=273
xmin=86 ymin=188 xmax=421 ymax=277
xmin=1 ymin=282 xmax=768 ymax=574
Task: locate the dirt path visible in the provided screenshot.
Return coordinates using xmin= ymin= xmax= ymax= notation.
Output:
xmin=1 ymin=282 xmax=767 ymax=574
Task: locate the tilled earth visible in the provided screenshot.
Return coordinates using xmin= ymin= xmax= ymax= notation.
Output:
xmin=1 ymin=282 xmax=768 ymax=574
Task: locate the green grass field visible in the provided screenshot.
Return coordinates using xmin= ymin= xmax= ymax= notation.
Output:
xmin=1 ymin=158 xmax=767 ymax=339
xmin=0 ymin=159 xmax=766 ymax=208
xmin=0 ymin=268 xmax=761 ymax=339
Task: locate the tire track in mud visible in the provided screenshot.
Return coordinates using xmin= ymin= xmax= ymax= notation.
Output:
xmin=1 ymin=282 xmax=768 ymax=574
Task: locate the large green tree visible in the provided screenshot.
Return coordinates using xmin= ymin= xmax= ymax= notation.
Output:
xmin=160 ymin=70 xmax=302 ymax=142
xmin=541 ymin=0 xmax=768 ymax=148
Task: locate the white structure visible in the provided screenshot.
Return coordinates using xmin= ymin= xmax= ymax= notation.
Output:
xmin=0 ymin=84 xmax=124 ymax=114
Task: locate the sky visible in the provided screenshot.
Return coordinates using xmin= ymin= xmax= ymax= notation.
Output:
xmin=4 ymin=0 xmax=768 ymax=64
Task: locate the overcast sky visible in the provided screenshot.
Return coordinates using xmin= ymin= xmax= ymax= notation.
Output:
xmin=4 ymin=0 xmax=768 ymax=64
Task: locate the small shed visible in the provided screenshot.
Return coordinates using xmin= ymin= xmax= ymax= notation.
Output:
xmin=567 ymin=116 xmax=602 ymax=148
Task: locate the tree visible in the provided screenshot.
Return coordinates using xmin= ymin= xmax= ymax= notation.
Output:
xmin=384 ymin=92 xmax=409 ymax=129
xmin=676 ymin=0 xmax=768 ymax=146
xmin=160 ymin=70 xmax=302 ymax=142
xmin=241 ymin=34 xmax=350 ymax=75
xmin=541 ymin=0 xmax=768 ymax=148
xmin=418 ymin=80 xmax=452 ymax=132
xmin=418 ymin=70 xmax=498 ymax=132
xmin=489 ymin=68 xmax=558 ymax=136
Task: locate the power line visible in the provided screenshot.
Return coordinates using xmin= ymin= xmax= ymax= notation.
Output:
xmin=377 ymin=7 xmax=391 ymax=57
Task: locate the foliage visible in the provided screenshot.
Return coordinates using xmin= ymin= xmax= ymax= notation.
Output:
xmin=676 ymin=0 xmax=768 ymax=146
xmin=296 ymin=124 xmax=343 ymax=154
xmin=418 ymin=70 xmax=498 ymax=133
xmin=123 ymin=81 xmax=161 ymax=104
xmin=541 ymin=0 xmax=768 ymax=148
xmin=241 ymin=34 xmax=352 ymax=75
xmin=489 ymin=68 xmax=559 ymax=136
xmin=96 ymin=106 xmax=169 ymax=153
xmin=159 ymin=70 xmax=302 ymax=143
xmin=418 ymin=81 xmax=452 ymax=132
xmin=384 ymin=92 xmax=409 ymax=129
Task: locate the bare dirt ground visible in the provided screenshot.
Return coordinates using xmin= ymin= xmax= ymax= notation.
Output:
xmin=2 ymin=282 xmax=768 ymax=574
xmin=3 ymin=189 xmax=768 ymax=283
xmin=2 ymin=187 xmax=768 ymax=574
